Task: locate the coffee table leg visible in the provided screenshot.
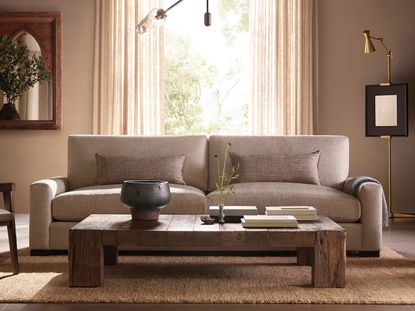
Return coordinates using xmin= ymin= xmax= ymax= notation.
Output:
xmin=69 ymin=230 xmax=104 ymax=287
xmin=312 ymin=231 xmax=346 ymax=288
xmin=297 ymin=247 xmax=313 ymax=266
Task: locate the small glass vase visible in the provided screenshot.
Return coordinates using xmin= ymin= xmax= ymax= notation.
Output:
xmin=218 ymin=204 xmax=225 ymax=224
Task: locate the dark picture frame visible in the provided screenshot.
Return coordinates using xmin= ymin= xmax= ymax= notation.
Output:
xmin=0 ymin=12 xmax=62 ymax=130
xmin=365 ymin=83 xmax=408 ymax=137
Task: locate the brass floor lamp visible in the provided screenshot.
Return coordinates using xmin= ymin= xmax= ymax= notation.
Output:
xmin=363 ymin=30 xmax=412 ymax=218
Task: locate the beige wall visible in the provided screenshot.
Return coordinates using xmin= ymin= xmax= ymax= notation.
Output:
xmin=0 ymin=0 xmax=94 ymax=212
xmin=317 ymin=0 xmax=415 ymax=214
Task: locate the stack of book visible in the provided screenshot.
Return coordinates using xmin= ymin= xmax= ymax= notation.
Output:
xmin=241 ymin=215 xmax=298 ymax=228
xmin=265 ymin=206 xmax=317 ymax=221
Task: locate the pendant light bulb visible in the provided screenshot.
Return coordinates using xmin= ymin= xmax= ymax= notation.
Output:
xmin=136 ymin=8 xmax=167 ymax=34
xmin=204 ymin=12 xmax=211 ymax=26
xmin=204 ymin=0 xmax=211 ymax=26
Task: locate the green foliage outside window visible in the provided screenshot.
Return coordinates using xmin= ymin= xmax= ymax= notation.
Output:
xmin=164 ymin=0 xmax=249 ymax=135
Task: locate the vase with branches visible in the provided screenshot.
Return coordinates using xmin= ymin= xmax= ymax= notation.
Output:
xmin=206 ymin=142 xmax=239 ymax=224
xmin=0 ymin=35 xmax=52 ymax=120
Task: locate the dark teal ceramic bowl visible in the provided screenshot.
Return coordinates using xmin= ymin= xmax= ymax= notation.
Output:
xmin=120 ymin=180 xmax=171 ymax=221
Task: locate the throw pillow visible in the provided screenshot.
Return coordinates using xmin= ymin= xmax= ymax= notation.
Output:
xmin=95 ymin=154 xmax=186 ymax=185
xmin=229 ymin=151 xmax=321 ymax=185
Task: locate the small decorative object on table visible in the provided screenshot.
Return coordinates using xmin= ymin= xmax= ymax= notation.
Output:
xmin=120 ymin=180 xmax=171 ymax=221
xmin=200 ymin=214 xmax=215 ymax=225
xmin=205 ymin=142 xmax=239 ymax=224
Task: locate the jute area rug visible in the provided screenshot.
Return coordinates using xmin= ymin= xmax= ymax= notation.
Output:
xmin=0 ymin=248 xmax=414 ymax=304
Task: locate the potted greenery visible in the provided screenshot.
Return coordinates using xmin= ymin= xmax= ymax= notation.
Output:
xmin=0 ymin=35 xmax=52 ymax=120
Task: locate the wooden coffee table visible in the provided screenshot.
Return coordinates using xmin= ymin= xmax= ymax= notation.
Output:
xmin=69 ymin=214 xmax=346 ymax=288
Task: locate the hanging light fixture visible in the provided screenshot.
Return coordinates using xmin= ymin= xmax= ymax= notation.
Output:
xmin=204 ymin=0 xmax=211 ymax=26
xmin=136 ymin=0 xmax=211 ymax=35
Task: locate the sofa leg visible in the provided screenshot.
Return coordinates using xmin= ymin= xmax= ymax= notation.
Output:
xmin=358 ymin=251 xmax=380 ymax=257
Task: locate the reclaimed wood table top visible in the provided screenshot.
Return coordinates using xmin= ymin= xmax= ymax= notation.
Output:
xmin=70 ymin=214 xmax=345 ymax=250
xmin=72 ymin=214 xmax=344 ymax=232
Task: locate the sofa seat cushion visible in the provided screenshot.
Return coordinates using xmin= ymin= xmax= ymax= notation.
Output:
xmin=207 ymin=182 xmax=361 ymax=222
xmin=52 ymin=184 xmax=207 ymax=222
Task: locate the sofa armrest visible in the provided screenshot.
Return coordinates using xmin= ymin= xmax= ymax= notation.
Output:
xmin=350 ymin=178 xmax=383 ymax=250
xmin=30 ymin=177 xmax=69 ymax=251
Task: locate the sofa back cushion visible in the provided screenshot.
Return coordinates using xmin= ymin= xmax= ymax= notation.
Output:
xmin=229 ymin=151 xmax=321 ymax=185
xmin=95 ymin=154 xmax=186 ymax=185
xmin=68 ymin=135 xmax=208 ymax=190
xmin=208 ymin=135 xmax=349 ymax=191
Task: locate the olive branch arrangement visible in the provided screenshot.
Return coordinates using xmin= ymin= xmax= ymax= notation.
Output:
xmin=209 ymin=142 xmax=240 ymax=206
xmin=201 ymin=142 xmax=239 ymax=224
xmin=0 ymin=35 xmax=52 ymax=106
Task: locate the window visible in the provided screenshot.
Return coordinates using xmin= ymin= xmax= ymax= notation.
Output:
xmin=93 ymin=0 xmax=313 ymax=136
xmin=164 ymin=0 xmax=249 ymax=135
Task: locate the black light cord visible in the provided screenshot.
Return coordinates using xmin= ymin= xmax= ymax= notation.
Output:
xmin=163 ymin=0 xmax=211 ymax=27
xmin=165 ymin=0 xmax=186 ymax=13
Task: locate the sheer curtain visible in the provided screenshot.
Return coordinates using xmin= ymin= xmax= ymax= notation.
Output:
xmin=249 ymin=0 xmax=314 ymax=135
xmin=93 ymin=0 xmax=165 ymax=135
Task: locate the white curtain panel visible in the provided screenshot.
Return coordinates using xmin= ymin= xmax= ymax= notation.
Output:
xmin=93 ymin=0 xmax=165 ymax=135
xmin=249 ymin=0 xmax=314 ymax=135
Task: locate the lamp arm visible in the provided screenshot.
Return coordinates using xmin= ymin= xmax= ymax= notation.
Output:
xmin=380 ymin=40 xmax=392 ymax=56
xmin=370 ymin=36 xmax=392 ymax=56
xmin=370 ymin=36 xmax=392 ymax=85
xmin=165 ymin=0 xmax=186 ymax=13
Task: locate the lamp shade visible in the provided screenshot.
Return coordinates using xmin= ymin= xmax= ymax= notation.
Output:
xmin=363 ymin=30 xmax=376 ymax=54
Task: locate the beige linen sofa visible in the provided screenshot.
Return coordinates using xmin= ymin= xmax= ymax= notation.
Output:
xmin=30 ymin=135 xmax=382 ymax=255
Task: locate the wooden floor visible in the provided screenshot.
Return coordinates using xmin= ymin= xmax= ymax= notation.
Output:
xmin=0 ymin=214 xmax=414 ymax=310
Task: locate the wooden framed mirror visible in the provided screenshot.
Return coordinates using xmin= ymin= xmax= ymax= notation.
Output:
xmin=0 ymin=12 xmax=62 ymax=130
